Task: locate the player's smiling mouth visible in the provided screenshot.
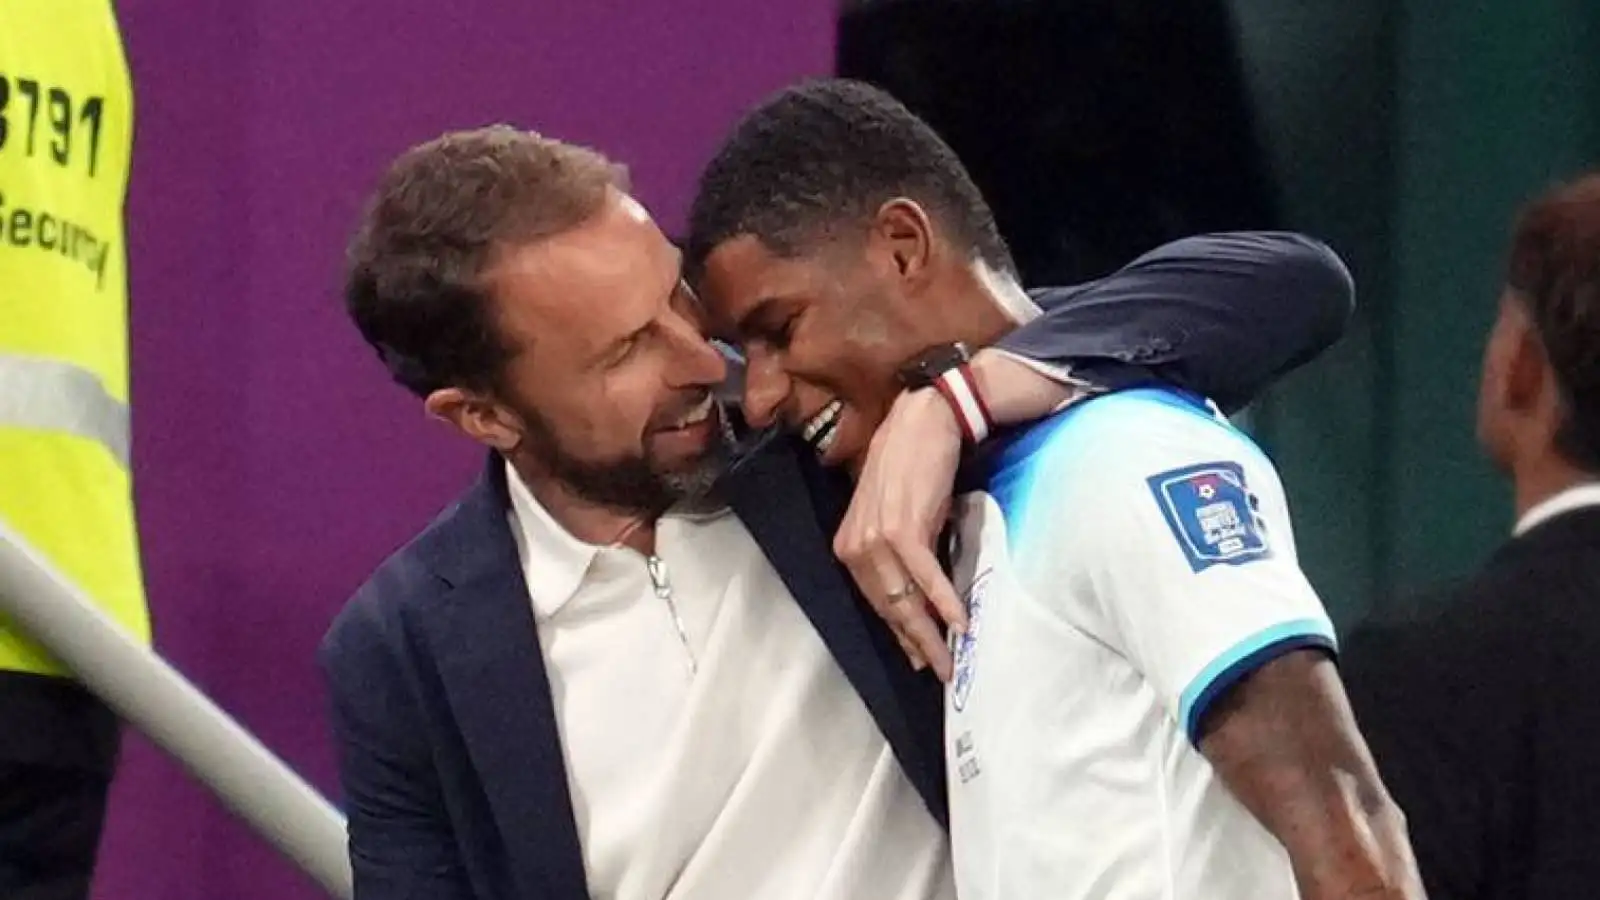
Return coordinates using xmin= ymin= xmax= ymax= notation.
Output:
xmin=799 ymin=399 xmax=843 ymax=457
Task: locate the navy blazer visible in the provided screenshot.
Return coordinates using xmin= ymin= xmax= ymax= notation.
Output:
xmin=1341 ymin=508 xmax=1600 ymax=900
xmin=320 ymin=232 xmax=1354 ymax=900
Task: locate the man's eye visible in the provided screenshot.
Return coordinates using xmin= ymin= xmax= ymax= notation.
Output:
xmin=608 ymin=336 xmax=640 ymax=367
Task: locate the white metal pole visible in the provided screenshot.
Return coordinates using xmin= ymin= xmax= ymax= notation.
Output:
xmin=0 ymin=519 xmax=352 ymax=899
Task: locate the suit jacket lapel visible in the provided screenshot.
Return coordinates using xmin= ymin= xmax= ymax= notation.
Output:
xmin=415 ymin=457 xmax=588 ymax=899
xmin=722 ymin=440 xmax=941 ymax=808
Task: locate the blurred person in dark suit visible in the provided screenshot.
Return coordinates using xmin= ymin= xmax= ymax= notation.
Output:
xmin=1342 ymin=172 xmax=1600 ymax=900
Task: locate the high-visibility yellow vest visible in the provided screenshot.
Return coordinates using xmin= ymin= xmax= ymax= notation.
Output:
xmin=0 ymin=0 xmax=149 ymax=676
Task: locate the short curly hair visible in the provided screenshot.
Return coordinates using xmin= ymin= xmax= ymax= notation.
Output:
xmin=344 ymin=125 xmax=626 ymax=397
xmin=685 ymin=78 xmax=1014 ymax=281
xmin=1506 ymin=172 xmax=1600 ymax=470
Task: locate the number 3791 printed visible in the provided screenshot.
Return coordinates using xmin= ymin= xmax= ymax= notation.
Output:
xmin=0 ymin=72 xmax=108 ymax=177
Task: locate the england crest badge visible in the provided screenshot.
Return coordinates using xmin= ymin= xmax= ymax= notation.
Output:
xmin=950 ymin=568 xmax=991 ymax=712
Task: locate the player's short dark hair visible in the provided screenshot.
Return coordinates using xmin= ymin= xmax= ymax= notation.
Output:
xmin=685 ymin=78 xmax=1014 ymax=281
xmin=344 ymin=125 xmax=625 ymax=397
xmin=1506 ymin=172 xmax=1600 ymax=470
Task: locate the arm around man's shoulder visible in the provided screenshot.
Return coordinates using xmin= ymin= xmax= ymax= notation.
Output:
xmin=320 ymin=557 xmax=476 ymax=900
xmin=1000 ymin=231 xmax=1356 ymax=415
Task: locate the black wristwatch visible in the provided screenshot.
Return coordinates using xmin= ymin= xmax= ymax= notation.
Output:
xmin=897 ymin=342 xmax=993 ymax=444
xmin=897 ymin=341 xmax=974 ymax=389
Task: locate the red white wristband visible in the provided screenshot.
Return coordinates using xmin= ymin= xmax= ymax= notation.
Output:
xmin=930 ymin=363 xmax=994 ymax=445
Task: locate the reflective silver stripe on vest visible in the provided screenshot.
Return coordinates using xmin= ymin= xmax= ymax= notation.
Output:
xmin=0 ymin=354 xmax=130 ymax=469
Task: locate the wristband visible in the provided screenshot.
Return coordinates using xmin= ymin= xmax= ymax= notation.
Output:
xmin=897 ymin=342 xmax=995 ymax=445
xmin=931 ymin=363 xmax=993 ymax=444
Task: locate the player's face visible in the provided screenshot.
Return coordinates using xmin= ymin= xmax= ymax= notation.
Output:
xmin=697 ymin=233 xmax=927 ymax=473
xmin=443 ymin=190 xmax=730 ymax=514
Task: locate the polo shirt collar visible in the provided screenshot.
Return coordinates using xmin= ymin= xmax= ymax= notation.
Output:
xmin=504 ymin=460 xmax=601 ymax=619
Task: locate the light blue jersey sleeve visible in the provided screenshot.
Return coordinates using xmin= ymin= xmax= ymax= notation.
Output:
xmin=991 ymin=388 xmax=1337 ymax=744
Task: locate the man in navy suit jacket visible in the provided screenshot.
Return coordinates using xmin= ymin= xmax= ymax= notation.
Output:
xmin=322 ymin=122 xmax=1352 ymax=899
xmin=1340 ymin=172 xmax=1600 ymax=900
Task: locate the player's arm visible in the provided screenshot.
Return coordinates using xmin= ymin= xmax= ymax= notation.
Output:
xmin=1197 ymin=649 xmax=1424 ymax=900
xmin=1052 ymin=395 xmax=1424 ymax=900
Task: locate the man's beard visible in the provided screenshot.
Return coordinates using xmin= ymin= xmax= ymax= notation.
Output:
xmin=516 ymin=405 xmax=732 ymax=517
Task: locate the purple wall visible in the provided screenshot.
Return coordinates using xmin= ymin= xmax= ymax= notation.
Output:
xmin=98 ymin=3 xmax=833 ymax=898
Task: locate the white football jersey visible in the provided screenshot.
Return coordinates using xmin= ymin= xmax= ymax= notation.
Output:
xmin=945 ymin=387 xmax=1336 ymax=899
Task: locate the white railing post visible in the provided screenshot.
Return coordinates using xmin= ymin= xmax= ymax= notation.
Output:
xmin=0 ymin=519 xmax=353 ymax=899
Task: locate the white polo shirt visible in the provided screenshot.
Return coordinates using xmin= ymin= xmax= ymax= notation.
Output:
xmin=944 ymin=388 xmax=1336 ymax=899
xmin=504 ymin=462 xmax=954 ymax=900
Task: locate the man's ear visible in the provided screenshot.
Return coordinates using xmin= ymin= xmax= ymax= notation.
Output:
xmin=424 ymin=387 xmax=523 ymax=452
xmin=1503 ymin=300 xmax=1551 ymax=416
xmin=872 ymin=197 xmax=935 ymax=284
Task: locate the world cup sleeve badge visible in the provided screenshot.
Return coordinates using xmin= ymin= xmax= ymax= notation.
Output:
xmin=1146 ymin=461 xmax=1272 ymax=573
xmin=950 ymin=568 xmax=991 ymax=712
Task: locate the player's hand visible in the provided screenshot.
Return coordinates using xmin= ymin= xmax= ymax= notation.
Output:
xmin=835 ymin=387 xmax=969 ymax=681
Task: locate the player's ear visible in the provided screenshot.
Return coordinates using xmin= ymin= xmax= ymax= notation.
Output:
xmin=872 ymin=198 xmax=934 ymax=284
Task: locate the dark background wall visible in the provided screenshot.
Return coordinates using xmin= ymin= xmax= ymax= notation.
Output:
xmin=840 ymin=0 xmax=1600 ymax=624
xmin=98 ymin=3 xmax=832 ymax=898
xmin=1235 ymin=0 xmax=1600 ymax=618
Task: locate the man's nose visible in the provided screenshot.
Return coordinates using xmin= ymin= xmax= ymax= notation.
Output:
xmin=740 ymin=348 xmax=788 ymax=430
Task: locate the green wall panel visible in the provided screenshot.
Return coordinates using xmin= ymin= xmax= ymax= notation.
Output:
xmin=1228 ymin=0 xmax=1600 ymax=622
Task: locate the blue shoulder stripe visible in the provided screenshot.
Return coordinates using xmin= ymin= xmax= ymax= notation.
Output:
xmin=1177 ymin=619 xmax=1338 ymax=743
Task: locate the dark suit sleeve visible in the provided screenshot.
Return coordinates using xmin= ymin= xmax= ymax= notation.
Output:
xmin=1339 ymin=602 xmax=1525 ymax=900
xmin=320 ymin=594 xmax=475 ymax=900
xmin=991 ymin=231 xmax=1355 ymax=414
